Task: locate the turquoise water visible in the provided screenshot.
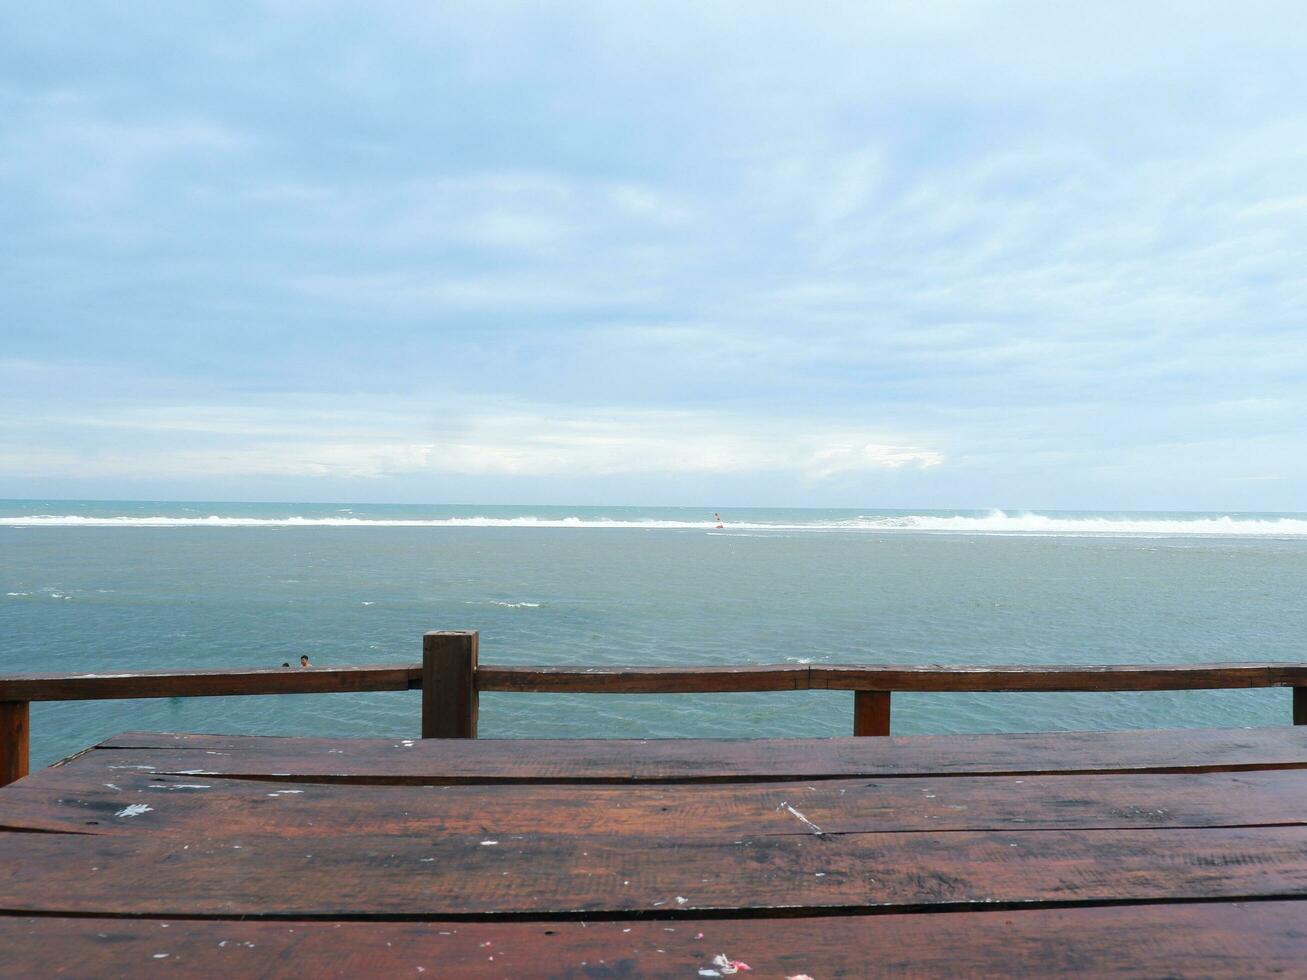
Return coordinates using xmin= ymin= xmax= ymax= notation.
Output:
xmin=5 ymin=500 xmax=1307 ymax=769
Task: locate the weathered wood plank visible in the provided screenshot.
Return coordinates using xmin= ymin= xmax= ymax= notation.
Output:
xmin=86 ymin=727 xmax=1307 ymax=784
xmin=6 ymin=826 xmax=1307 ymax=918
xmin=853 ymin=689 xmax=891 ymax=735
xmin=7 ymin=769 xmax=1307 ymax=838
xmin=422 ymin=631 xmax=477 ymax=738
xmin=477 ymin=664 xmax=809 ymax=692
xmin=0 ymin=700 xmax=28 ymax=788
xmin=0 ymin=665 xmax=421 ymax=702
xmin=819 ymin=663 xmax=1307 ymax=691
xmin=475 ymin=662 xmax=1307 ymax=693
xmin=3 ymin=661 xmax=1306 ymax=703
xmin=3 ymin=902 xmax=1305 ymax=978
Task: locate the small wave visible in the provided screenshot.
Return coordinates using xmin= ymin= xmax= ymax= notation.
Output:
xmin=3 ymin=510 xmax=1307 ymax=538
xmin=843 ymin=510 xmax=1307 ymax=538
xmin=491 ymin=601 xmax=541 ymax=608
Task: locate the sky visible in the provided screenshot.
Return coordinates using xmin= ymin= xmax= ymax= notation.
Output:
xmin=2 ymin=2 xmax=1307 ymax=510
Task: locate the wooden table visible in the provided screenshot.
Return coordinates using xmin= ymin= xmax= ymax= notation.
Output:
xmin=5 ymin=727 xmax=1307 ymax=976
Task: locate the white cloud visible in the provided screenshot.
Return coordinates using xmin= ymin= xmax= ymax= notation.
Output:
xmin=4 ymin=3 xmax=1307 ymax=507
xmin=0 ymin=401 xmax=942 ymax=482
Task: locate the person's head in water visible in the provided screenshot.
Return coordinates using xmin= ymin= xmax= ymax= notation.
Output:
xmin=281 ymin=662 xmax=290 ymax=668
xmin=299 ymin=655 xmax=310 ymax=668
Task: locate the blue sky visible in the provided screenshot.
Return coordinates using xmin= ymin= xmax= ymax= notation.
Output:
xmin=3 ymin=2 xmax=1306 ymax=509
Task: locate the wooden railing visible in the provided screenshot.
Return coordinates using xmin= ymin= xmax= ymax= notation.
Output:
xmin=4 ymin=629 xmax=1307 ymax=786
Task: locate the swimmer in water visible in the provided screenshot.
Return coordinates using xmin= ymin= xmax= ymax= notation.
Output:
xmin=714 ymin=512 xmax=724 ymax=528
xmin=299 ymin=655 xmax=311 ymax=668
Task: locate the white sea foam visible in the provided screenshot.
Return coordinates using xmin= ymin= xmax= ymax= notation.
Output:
xmin=3 ymin=510 xmax=1307 ymax=537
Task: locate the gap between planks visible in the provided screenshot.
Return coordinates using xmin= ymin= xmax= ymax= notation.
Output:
xmin=59 ymin=760 xmax=1307 ymax=786
xmin=4 ymin=893 xmax=1307 ymax=925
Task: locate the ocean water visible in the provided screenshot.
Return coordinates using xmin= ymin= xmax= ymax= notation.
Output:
xmin=5 ymin=500 xmax=1307 ymax=770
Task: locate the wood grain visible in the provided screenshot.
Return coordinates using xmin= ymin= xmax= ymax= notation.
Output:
xmin=477 ymin=662 xmax=1307 ymax=692
xmin=0 ymin=700 xmax=28 ymax=788
xmin=422 ymin=631 xmax=477 ymax=738
xmin=84 ymin=726 xmax=1307 ymax=784
xmin=853 ymin=690 xmax=891 ymax=736
xmin=0 ymin=665 xmax=420 ymax=702
xmin=819 ymin=662 xmax=1307 ymax=691
xmin=6 ymin=661 xmax=1300 ymax=702
xmin=6 ymin=825 xmax=1307 ymax=918
xmin=477 ymin=664 xmax=809 ymax=692
xmin=7 ymin=769 xmax=1307 ymax=838
xmin=2 ymin=902 xmax=1304 ymax=978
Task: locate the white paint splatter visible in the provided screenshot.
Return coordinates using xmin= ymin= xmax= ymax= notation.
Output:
xmin=115 ymin=804 xmax=153 ymax=818
xmin=777 ymin=801 xmax=824 ymax=835
xmin=712 ymin=953 xmax=752 ymax=974
xmin=479 ymin=840 xmax=498 ymax=846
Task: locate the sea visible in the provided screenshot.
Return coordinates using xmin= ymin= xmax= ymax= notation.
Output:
xmin=5 ymin=499 xmax=1307 ymax=770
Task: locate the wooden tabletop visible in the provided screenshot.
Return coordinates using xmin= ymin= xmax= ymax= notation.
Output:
xmin=5 ymin=728 xmax=1307 ymax=977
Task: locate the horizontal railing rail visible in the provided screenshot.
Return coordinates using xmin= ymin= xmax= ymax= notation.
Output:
xmin=475 ymin=663 xmax=1307 ymax=693
xmin=0 ymin=664 xmax=422 ymax=702
xmin=3 ymin=629 xmax=1307 ymax=787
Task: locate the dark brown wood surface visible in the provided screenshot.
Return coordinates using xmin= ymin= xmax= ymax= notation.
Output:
xmin=7 ymin=726 xmax=1307 ymax=976
xmin=4 ymin=900 xmax=1303 ymax=978
xmin=84 ymin=725 xmax=1307 ymax=783
xmin=6 ymin=659 xmax=1306 ymax=700
xmin=9 ymin=767 xmax=1307 ymax=838
xmin=8 ymin=825 xmax=1307 ymax=918
xmin=0 ymin=664 xmax=420 ymax=701
xmin=477 ymin=661 xmax=1307 ymax=692
xmin=477 ymin=663 xmax=810 ymax=692
xmin=852 ymin=689 xmax=891 ymax=735
xmin=2 ymin=661 xmax=1303 ymax=705
xmin=2 ymin=902 xmax=1304 ymax=979
xmin=817 ymin=662 xmax=1307 ymax=691
xmin=0 ymin=701 xmax=26 ymax=787
xmin=422 ymin=631 xmax=478 ymax=738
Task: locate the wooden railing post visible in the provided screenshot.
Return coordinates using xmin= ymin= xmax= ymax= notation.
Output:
xmin=422 ymin=631 xmax=478 ymax=738
xmin=1294 ymin=688 xmax=1307 ymax=726
xmin=853 ymin=690 xmax=891 ymax=736
xmin=1 ymin=700 xmax=30 ymax=787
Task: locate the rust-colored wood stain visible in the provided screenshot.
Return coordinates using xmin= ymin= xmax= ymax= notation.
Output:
xmin=5 ymin=726 xmax=1307 ymax=975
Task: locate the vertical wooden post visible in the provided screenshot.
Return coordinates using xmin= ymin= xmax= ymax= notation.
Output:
xmin=422 ymin=631 xmax=478 ymax=738
xmin=853 ymin=690 xmax=891 ymax=736
xmin=1294 ymin=687 xmax=1307 ymax=726
xmin=1 ymin=700 xmax=30 ymax=787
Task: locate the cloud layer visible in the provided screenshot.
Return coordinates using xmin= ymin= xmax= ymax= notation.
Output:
xmin=3 ymin=3 xmax=1307 ymax=507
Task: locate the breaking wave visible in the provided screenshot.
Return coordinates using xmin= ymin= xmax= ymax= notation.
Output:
xmin=5 ymin=509 xmax=1307 ymax=537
